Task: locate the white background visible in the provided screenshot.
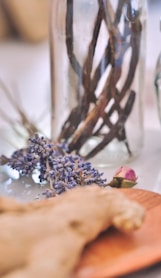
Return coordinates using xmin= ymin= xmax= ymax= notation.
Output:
xmin=0 ymin=0 xmax=161 ymax=195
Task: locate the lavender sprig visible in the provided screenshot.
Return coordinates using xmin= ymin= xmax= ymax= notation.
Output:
xmin=2 ymin=134 xmax=106 ymax=198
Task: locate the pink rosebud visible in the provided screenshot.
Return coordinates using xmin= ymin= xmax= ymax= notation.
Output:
xmin=114 ymin=166 xmax=137 ymax=183
xmin=107 ymin=166 xmax=137 ymax=188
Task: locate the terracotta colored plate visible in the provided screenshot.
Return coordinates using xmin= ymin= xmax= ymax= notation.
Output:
xmin=74 ymin=188 xmax=161 ymax=278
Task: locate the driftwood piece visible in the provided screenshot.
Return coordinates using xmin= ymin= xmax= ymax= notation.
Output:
xmin=0 ymin=186 xmax=145 ymax=278
xmin=85 ymin=90 xmax=135 ymax=159
xmin=57 ymin=0 xmax=142 ymax=159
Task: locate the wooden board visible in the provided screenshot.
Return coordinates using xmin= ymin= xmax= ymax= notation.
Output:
xmin=74 ymin=188 xmax=161 ymax=278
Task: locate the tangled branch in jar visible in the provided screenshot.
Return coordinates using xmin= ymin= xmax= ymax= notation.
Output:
xmin=58 ymin=0 xmax=142 ymax=160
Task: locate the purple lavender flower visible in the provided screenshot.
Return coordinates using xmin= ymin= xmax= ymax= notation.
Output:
xmin=5 ymin=133 xmax=107 ymax=198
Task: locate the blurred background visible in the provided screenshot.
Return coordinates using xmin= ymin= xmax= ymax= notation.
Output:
xmin=0 ymin=0 xmax=161 ymax=142
xmin=0 ymin=0 xmax=50 ymax=152
xmin=0 ymin=0 xmax=161 ymax=198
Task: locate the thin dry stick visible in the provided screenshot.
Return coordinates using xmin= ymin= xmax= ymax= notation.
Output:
xmin=65 ymin=0 xmax=82 ymax=77
xmin=68 ymin=67 xmax=120 ymax=152
xmin=0 ymin=80 xmax=47 ymax=140
xmin=85 ymin=90 xmax=135 ymax=160
xmin=58 ymin=0 xmax=142 ymax=159
xmin=92 ymin=18 xmax=141 ymax=142
xmin=58 ymin=0 xmax=105 ymax=140
xmin=67 ymin=1 xmax=128 ymax=152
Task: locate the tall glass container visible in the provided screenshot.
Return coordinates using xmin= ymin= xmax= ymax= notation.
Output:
xmin=50 ymin=0 xmax=147 ymax=167
xmin=154 ymin=18 xmax=161 ymax=124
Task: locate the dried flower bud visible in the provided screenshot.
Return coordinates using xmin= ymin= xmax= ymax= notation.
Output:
xmin=114 ymin=166 xmax=137 ymax=183
xmin=108 ymin=166 xmax=137 ymax=188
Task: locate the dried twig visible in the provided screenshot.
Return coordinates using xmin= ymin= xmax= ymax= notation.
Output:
xmin=57 ymin=0 xmax=142 ymax=160
xmin=0 ymin=80 xmax=47 ymax=149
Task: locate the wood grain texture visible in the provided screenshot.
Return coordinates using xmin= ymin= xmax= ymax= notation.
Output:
xmin=74 ymin=188 xmax=161 ymax=278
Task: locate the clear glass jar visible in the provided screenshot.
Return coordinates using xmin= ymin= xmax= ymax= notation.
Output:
xmin=154 ymin=18 xmax=161 ymax=124
xmin=50 ymin=0 xmax=147 ymax=167
xmin=155 ymin=56 xmax=161 ymax=123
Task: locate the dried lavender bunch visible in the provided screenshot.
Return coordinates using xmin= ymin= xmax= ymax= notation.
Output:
xmin=2 ymin=133 xmax=106 ymax=198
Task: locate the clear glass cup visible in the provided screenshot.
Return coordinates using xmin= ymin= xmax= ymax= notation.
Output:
xmin=50 ymin=0 xmax=147 ymax=167
xmin=154 ymin=18 xmax=161 ymax=123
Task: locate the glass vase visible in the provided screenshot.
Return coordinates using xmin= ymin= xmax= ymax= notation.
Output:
xmin=154 ymin=18 xmax=161 ymax=125
xmin=50 ymin=0 xmax=147 ymax=167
